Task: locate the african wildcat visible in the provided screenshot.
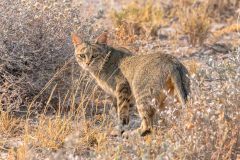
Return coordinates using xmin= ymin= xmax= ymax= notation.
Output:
xmin=72 ymin=32 xmax=190 ymax=136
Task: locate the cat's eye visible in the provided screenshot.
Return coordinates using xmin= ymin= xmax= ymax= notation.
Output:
xmin=79 ymin=54 xmax=85 ymax=59
xmin=91 ymin=54 xmax=98 ymax=58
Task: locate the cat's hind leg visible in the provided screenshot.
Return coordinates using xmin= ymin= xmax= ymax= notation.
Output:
xmin=116 ymin=81 xmax=131 ymax=134
xmin=133 ymin=94 xmax=156 ymax=136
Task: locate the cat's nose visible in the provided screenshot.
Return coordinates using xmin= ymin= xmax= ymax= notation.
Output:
xmin=86 ymin=61 xmax=90 ymax=65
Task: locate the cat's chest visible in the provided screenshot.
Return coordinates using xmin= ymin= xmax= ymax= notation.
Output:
xmin=91 ymin=73 xmax=115 ymax=96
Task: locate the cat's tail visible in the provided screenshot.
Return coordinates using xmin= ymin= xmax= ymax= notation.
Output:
xmin=171 ymin=65 xmax=190 ymax=107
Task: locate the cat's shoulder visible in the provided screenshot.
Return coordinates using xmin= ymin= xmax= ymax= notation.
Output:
xmin=111 ymin=45 xmax=133 ymax=56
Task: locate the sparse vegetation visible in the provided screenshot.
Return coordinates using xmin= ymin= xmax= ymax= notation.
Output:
xmin=0 ymin=0 xmax=239 ymax=159
xmin=0 ymin=110 xmax=20 ymax=136
xmin=30 ymin=115 xmax=72 ymax=149
xmin=111 ymin=1 xmax=164 ymax=28
xmin=214 ymin=24 xmax=240 ymax=37
xmin=111 ymin=0 xmax=165 ymax=43
xmin=205 ymin=0 xmax=240 ymax=19
xmin=178 ymin=5 xmax=211 ymax=46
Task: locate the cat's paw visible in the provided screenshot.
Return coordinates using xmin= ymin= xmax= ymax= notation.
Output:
xmin=122 ymin=129 xmax=140 ymax=139
xmin=110 ymin=128 xmax=121 ymax=137
xmin=139 ymin=128 xmax=151 ymax=136
xmin=110 ymin=125 xmax=128 ymax=137
xmin=122 ymin=128 xmax=151 ymax=139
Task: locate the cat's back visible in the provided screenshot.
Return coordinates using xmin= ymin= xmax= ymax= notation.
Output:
xmin=120 ymin=53 xmax=176 ymax=70
xmin=120 ymin=53 xmax=185 ymax=82
xmin=122 ymin=53 xmax=178 ymax=66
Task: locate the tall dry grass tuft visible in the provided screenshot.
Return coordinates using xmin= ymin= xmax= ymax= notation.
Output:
xmin=111 ymin=1 xmax=164 ymax=27
xmin=0 ymin=103 xmax=20 ymax=136
xmin=28 ymin=114 xmax=73 ymax=150
xmin=111 ymin=0 xmax=165 ymax=43
xmin=178 ymin=5 xmax=211 ymax=46
xmin=7 ymin=143 xmax=29 ymax=160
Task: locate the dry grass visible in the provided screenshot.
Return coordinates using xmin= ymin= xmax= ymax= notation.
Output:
xmin=111 ymin=0 xmax=165 ymax=42
xmin=214 ymin=24 xmax=240 ymax=37
xmin=29 ymin=115 xmax=72 ymax=150
xmin=0 ymin=0 xmax=104 ymax=111
xmin=170 ymin=0 xmax=239 ymax=18
xmin=0 ymin=109 xmax=20 ymax=136
xmin=205 ymin=0 xmax=240 ymax=19
xmin=178 ymin=5 xmax=211 ymax=46
xmin=0 ymin=0 xmax=239 ymax=160
xmin=111 ymin=1 xmax=164 ymax=27
xmin=183 ymin=59 xmax=202 ymax=75
xmin=7 ymin=144 xmax=29 ymax=160
xmin=3 ymin=47 xmax=238 ymax=160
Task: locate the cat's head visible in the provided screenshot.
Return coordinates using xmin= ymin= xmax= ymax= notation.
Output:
xmin=72 ymin=32 xmax=109 ymax=71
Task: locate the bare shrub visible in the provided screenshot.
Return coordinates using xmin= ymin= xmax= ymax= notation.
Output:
xmin=0 ymin=1 xmax=104 ymax=111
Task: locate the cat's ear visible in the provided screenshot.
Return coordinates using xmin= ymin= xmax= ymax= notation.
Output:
xmin=95 ymin=31 xmax=108 ymax=44
xmin=72 ymin=33 xmax=82 ymax=47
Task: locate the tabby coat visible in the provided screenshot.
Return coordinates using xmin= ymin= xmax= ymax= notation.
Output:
xmin=72 ymin=32 xmax=190 ymax=136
